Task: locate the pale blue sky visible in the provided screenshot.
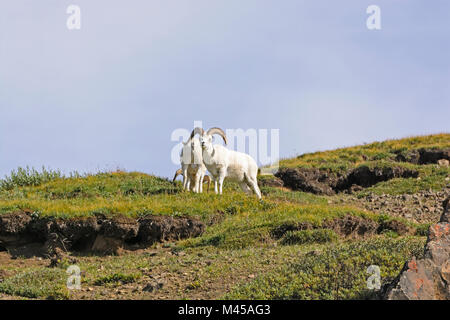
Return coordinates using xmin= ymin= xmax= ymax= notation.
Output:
xmin=0 ymin=1 xmax=449 ymax=178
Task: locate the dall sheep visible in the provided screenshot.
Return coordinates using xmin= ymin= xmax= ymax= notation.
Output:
xmin=190 ymin=127 xmax=262 ymax=199
xmin=176 ymin=137 xmax=207 ymax=193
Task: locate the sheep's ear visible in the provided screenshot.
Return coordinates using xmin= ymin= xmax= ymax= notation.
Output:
xmin=207 ymin=127 xmax=227 ymax=145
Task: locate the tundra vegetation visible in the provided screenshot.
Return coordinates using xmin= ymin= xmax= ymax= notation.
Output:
xmin=0 ymin=133 xmax=448 ymax=300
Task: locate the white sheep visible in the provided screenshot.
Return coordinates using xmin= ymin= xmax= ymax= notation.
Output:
xmin=175 ymin=137 xmax=207 ymax=193
xmin=190 ymin=127 xmax=262 ymax=199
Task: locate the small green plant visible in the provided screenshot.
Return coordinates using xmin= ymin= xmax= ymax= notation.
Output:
xmin=0 ymin=166 xmax=64 ymax=190
xmin=94 ymin=272 xmax=141 ymax=285
xmin=415 ymin=223 xmax=431 ymax=237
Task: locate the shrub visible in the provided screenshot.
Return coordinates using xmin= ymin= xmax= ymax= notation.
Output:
xmin=0 ymin=166 xmax=64 ymax=190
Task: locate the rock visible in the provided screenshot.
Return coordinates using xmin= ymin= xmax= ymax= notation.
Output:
xmin=382 ymin=197 xmax=450 ymax=300
xmin=441 ymin=198 xmax=449 ymax=223
xmin=438 ymin=159 xmax=450 ymax=167
xmin=143 ymin=280 xmax=165 ymax=292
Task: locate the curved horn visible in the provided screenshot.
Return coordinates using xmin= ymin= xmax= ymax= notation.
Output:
xmin=173 ymin=168 xmax=183 ymax=182
xmin=207 ymin=127 xmax=228 ymax=145
xmin=189 ymin=127 xmax=204 ymax=141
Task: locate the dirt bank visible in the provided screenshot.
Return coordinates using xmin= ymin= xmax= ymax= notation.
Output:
xmin=0 ymin=212 xmax=205 ymax=257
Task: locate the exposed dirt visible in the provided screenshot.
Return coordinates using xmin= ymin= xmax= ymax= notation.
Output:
xmin=324 ymin=215 xmax=380 ymax=238
xmin=270 ymin=214 xmax=413 ymax=240
xmin=275 ymin=166 xmax=418 ymax=195
xmin=275 ymin=168 xmax=338 ymax=195
xmin=335 ymin=166 xmax=418 ymax=191
xmin=0 ymin=213 xmax=205 ymax=258
xmin=394 ymin=148 xmax=450 ymax=165
xmin=258 ymin=176 xmax=285 ymax=188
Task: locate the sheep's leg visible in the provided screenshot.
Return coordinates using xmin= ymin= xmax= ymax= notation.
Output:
xmin=199 ymin=174 xmax=204 ymax=193
xmin=194 ymin=172 xmax=201 ymax=193
xmin=186 ymin=179 xmax=191 ymax=192
xmin=219 ymin=178 xmax=224 ymax=195
xmin=246 ymin=175 xmax=262 ymax=199
xmin=214 ymin=178 xmax=218 ymax=194
xmin=182 ymin=170 xmax=188 ymax=191
xmin=218 ymin=169 xmax=226 ymax=195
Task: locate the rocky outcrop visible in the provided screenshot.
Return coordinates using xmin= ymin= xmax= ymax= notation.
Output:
xmin=382 ymin=197 xmax=450 ymax=300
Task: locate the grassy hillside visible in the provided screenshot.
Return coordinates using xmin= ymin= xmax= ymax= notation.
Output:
xmin=279 ymin=133 xmax=450 ymax=195
xmin=0 ymin=134 xmax=448 ymax=300
xmin=280 ymin=133 xmax=449 ymax=170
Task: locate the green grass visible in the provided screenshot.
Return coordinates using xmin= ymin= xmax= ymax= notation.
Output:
xmin=0 ymin=268 xmax=69 ymax=299
xmin=280 ymin=133 xmax=450 ymax=171
xmin=357 ymin=165 xmax=449 ymax=195
xmin=280 ymin=229 xmax=339 ymax=245
xmin=224 ymin=236 xmax=425 ymax=300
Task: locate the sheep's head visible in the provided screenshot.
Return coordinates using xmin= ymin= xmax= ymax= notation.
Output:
xmin=181 ymin=136 xmax=203 ymax=165
xmin=190 ymin=127 xmax=227 ymax=151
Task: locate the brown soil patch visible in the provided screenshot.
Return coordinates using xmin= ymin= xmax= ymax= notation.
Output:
xmin=395 ymin=148 xmax=450 ymax=165
xmin=275 ymin=166 xmax=418 ymax=195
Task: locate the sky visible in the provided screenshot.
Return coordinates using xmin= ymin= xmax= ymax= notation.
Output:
xmin=0 ymin=1 xmax=449 ymax=178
